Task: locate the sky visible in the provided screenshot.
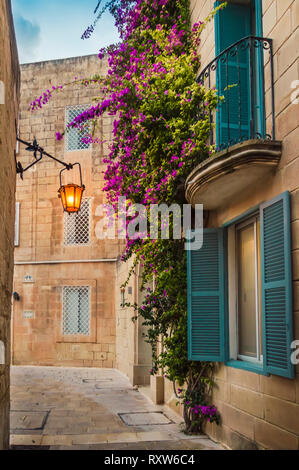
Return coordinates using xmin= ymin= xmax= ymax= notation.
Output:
xmin=12 ymin=0 xmax=120 ymax=64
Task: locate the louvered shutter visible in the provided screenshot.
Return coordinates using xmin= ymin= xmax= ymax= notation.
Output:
xmin=187 ymin=229 xmax=226 ymax=362
xmin=260 ymin=192 xmax=294 ymax=379
xmin=214 ymin=1 xmax=251 ymax=147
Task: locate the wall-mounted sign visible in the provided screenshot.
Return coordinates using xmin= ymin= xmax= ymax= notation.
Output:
xmin=24 ymin=275 xmax=34 ymax=283
xmin=23 ymin=311 xmax=35 ymax=319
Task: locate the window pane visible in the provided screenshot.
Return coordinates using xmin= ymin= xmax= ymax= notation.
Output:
xmin=237 ymin=223 xmax=257 ymax=358
xmin=257 ymin=219 xmax=263 ymax=356
xmin=63 ymin=288 xmax=79 ymax=335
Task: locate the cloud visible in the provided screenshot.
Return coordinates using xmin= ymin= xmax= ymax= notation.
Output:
xmin=14 ymin=15 xmax=41 ymax=62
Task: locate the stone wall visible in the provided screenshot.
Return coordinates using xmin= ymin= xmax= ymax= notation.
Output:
xmin=113 ymin=1 xmax=299 ymax=449
xmin=0 ymin=0 xmax=20 ymax=450
xmin=114 ymin=5 xmax=299 ymax=447
xmin=13 ymin=55 xmax=122 ymax=367
xmin=170 ymin=0 xmax=299 ymax=450
xmin=115 ymin=259 xmax=152 ymax=386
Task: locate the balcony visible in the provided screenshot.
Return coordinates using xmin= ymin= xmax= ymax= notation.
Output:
xmin=186 ymin=36 xmax=282 ymax=209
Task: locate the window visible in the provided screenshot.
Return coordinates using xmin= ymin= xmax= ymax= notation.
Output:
xmin=64 ymin=198 xmax=91 ymax=246
xmin=14 ymin=202 xmax=20 ymax=247
xmin=187 ymin=192 xmax=294 ymax=379
xmin=228 ymin=215 xmax=263 ymax=364
xmin=62 ymin=286 xmax=90 ymax=336
xmin=65 ymin=105 xmax=91 ymax=151
xmin=121 ymin=289 xmax=126 ymax=308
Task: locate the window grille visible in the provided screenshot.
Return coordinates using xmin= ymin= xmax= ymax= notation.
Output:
xmin=64 ymin=198 xmax=91 ymax=246
xmin=62 ymin=286 xmax=90 ymax=336
xmin=65 ymin=105 xmax=91 ymax=151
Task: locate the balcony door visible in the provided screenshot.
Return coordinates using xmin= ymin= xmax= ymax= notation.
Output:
xmin=214 ymin=1 xmax=264 ymax=149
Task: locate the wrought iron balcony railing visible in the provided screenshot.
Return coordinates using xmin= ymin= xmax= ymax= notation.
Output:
xmin=198 ymin=36 xmax=275 ymax=152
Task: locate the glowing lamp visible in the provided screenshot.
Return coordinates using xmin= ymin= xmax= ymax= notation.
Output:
xmin=58 ymin=163 xmax=85 ymax=214
xmin=16 ymin=138 xmax=87 ymax=215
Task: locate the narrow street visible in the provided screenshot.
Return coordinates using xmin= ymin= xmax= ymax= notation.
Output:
xmin=10 ymin=366 xmax=222 ymax=450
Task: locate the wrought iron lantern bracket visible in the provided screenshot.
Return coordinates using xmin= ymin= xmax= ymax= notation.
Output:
xmin=16 ymin=137 xmax=73 ymax=179
xmin=16 ymin=137 xmax=85 ymax=214
xmin=59 ymin=162 xmax=83 ymax=188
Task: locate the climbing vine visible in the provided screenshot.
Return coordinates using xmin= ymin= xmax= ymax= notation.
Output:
xmin=31 ymin=0 xmax=226 ymax=434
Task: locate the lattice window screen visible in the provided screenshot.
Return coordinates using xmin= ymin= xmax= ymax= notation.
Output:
xmin=62 ymin=286 xmax=90 ymax=335
xmin=65 ymin=105 xmax=91 ymax=151
xmin=64 ymin=199 xmax=91 ymax=246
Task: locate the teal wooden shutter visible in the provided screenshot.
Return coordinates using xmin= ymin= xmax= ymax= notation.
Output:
xmin=187 ymin=229 xmax=225 ymax=362
xmin=214 ymin=1 xmax=251 ymax=147
xmin=260 ymin=192 xmax=294 ymax=379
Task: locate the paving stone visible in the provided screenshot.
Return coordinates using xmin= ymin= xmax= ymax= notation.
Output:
xmin=10 ymin=435 xmax=43 ymax=446
xmin=10 ymin=411 xmax=48 ymax=431
xmin=82 ymin=379 xmax=112 ymax=384
xmin=49 ymin=440 xmax=217 ymax=451
xmin=10 ymin=366 xmax=223 ymax=451
xmin=120 ymin=412 xmax=172 ymax=426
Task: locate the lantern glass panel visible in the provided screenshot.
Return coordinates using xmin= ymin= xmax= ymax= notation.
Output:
xmin=59 ymin=184 xmax=84 ymax=213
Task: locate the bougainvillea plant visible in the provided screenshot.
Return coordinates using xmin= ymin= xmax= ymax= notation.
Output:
xmin=30 ymin=0 xmax=226 ymax=434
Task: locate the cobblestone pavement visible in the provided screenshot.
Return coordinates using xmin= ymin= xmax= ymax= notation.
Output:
xmin=10 ymin=366 xmax=223 ymax=450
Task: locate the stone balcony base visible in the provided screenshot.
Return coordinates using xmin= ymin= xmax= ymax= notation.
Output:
xmin=185 ymin=140 xmax=282 ymax=210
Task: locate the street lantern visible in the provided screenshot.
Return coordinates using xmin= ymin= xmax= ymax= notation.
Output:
xmin=58 ymin=163 xmax=85 ymax=214
xmin=16 ymin=138 xmax=86 ymax=215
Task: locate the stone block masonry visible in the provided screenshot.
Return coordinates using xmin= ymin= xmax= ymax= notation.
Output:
xmin=0 ymin=0 xmax=20 ymax=450
xmin=13 ymin=54 xmax=123 ymax=368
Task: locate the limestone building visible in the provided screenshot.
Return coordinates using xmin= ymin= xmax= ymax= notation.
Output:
xmin=184 ymin=0 xmax=299 ymax=450
xmin=116 ymin=0 xmax=299 ymax=451
xmin=13 ymin=55 xmax=123 ymax=368
xmin=0 ymin=0 xmax=20 ymax=450
xmin=11 ymin=0 xmax=299 ymax=451
xmin=13 ymin=55 xmax=152 ymax=385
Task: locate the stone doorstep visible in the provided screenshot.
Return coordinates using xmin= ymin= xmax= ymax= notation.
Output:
xmin=10 ymin=431 xmax=220 ymax=448
xmin=95 ymin=386 xmax=134 ymax=390
xmin=82 ymin=379 xmax=113 ymax=383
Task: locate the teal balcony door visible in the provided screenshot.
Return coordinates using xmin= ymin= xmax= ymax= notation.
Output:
xmin=214 ymin=1 xmax=264 ymax=149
